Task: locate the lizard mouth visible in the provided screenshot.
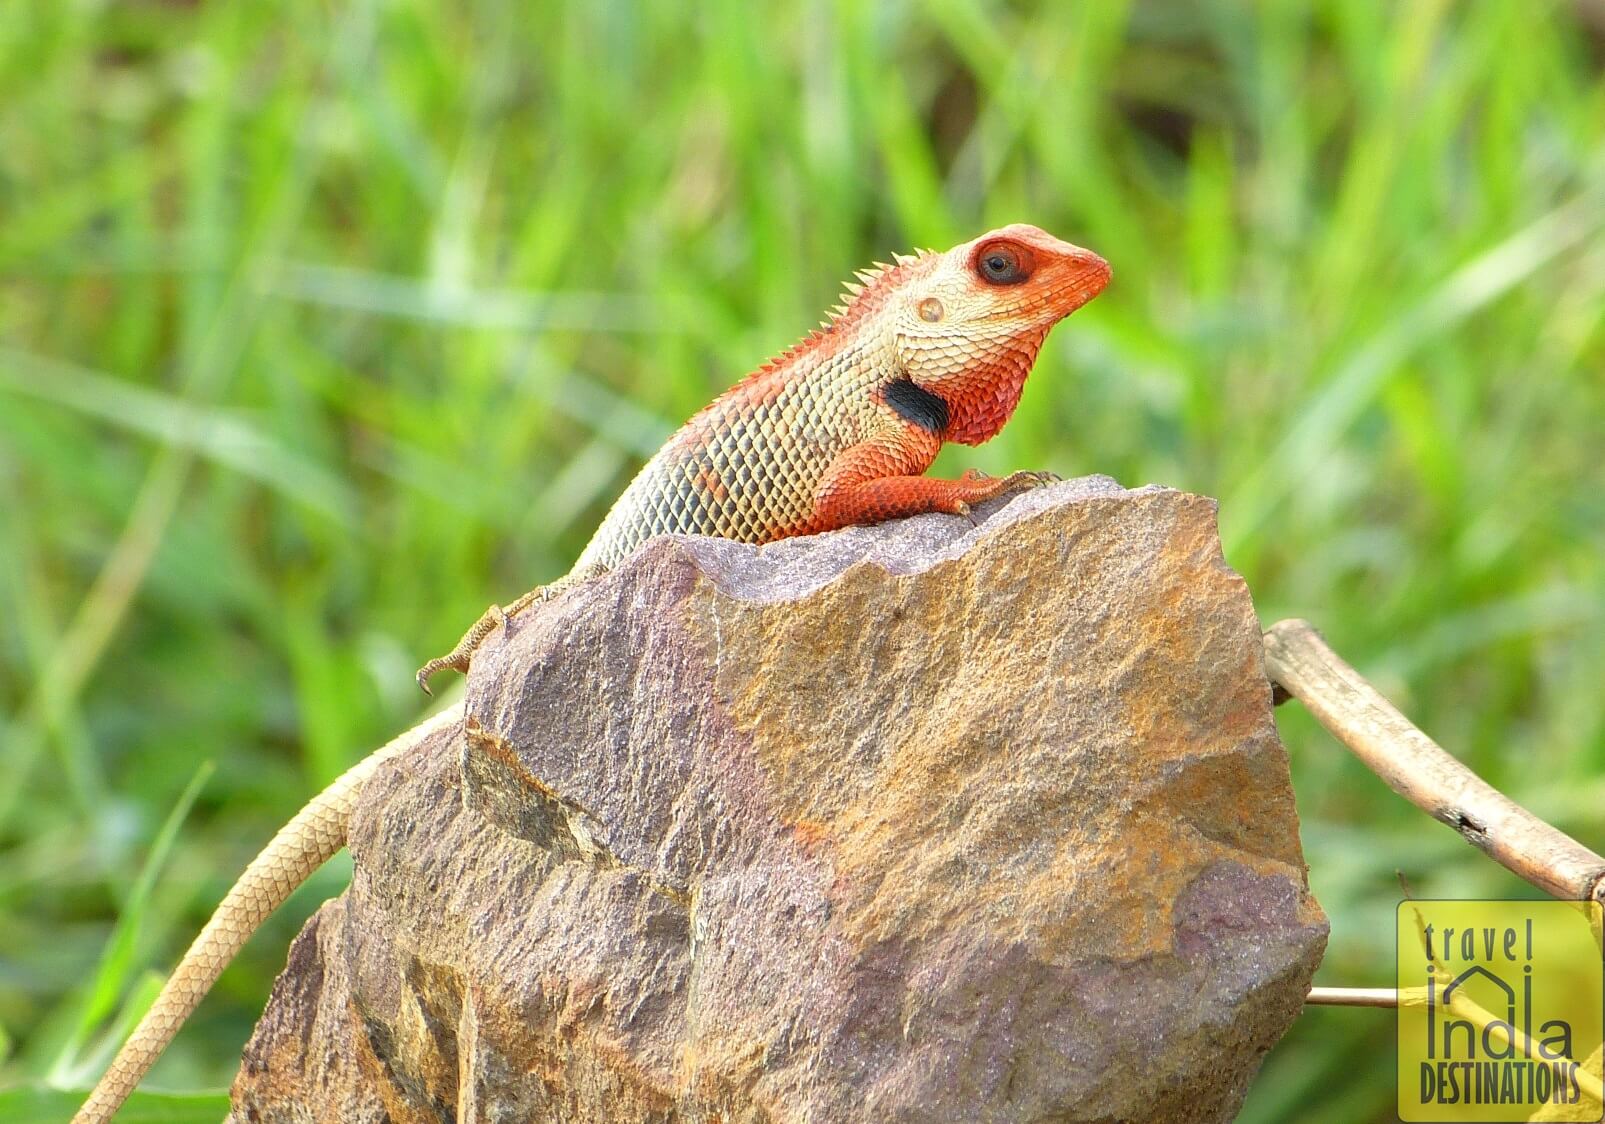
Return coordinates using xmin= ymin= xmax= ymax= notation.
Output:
xmin=1060 ymin=252 xmax=1113 ymax=305
xmin=1045 ymin=254 xmax=1112 ymax=319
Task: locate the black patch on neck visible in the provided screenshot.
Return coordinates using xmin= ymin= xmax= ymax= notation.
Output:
xmin=882 ymin=378 xmax=950 ymax=435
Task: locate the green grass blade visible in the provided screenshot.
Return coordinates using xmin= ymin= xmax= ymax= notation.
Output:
xmin=48 ymin=762 xmax=215 ymax=1084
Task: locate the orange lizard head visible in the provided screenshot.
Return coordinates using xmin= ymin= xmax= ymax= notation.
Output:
xmin=888 ymin=224 xmax=1110 ymax=445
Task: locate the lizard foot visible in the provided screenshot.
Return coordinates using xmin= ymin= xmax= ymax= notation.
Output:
xmin=956 ymin=468 xmax=1062 ymax=508
xmin=415 ymin=605 xmax=503 ymax=695
xmin=994 ymin=469 xmax=1062 ymax=493
xmin=415 ymin=587 xmax=550 ymax=695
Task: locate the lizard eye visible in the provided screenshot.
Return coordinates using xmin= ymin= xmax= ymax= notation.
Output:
xmin=974 ymin=240 xmax=1034 ymax=285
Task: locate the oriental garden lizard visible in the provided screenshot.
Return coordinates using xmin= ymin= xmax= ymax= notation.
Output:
xmin=75 ymin=224 xmax=1110 ymax=1122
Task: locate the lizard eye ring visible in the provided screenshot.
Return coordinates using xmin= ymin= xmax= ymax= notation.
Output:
xmin=918 ymin=297 xmax=944 ymax=322
xmin=973 ymin=240 xmax=1034 ymax=285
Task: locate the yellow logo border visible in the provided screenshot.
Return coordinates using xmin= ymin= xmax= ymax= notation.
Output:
xmin=1395 ymin=899 xmax=1603 ymax=1123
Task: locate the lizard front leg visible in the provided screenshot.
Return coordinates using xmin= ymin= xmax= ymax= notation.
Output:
xmin=810 ymin=424 xmax=1058 ymax=533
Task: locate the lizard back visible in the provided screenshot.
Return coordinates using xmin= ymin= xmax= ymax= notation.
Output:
xmin=573 ymin=337 xmax=898 ymax=572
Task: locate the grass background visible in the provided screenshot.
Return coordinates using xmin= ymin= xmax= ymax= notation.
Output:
xmin=2 ymin=1 xmax=1602 ymax=1120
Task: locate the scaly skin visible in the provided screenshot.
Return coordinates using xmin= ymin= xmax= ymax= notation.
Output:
xmin=76 ymin=224 xmax=1108 ymax=1122
xmin=416 ymin=223 xmax=1110 ymax=690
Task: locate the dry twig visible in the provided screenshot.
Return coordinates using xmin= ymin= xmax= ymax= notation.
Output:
xmin=1261 ymin=620 xmax=1605 ymax=1014
xmin=1263 ymin=619 xmax=1605 ymax=906
xmin=1306 ymin=984 xmax=1603 ymax=1105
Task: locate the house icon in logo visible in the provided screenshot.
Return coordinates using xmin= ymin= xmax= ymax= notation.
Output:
xmin=1429 ymin=964 xmax=1520 ymax=1060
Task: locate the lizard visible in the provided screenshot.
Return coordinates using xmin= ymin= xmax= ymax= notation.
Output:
xmin=74 ymin=222 xmax=1110 ymax=1123
xmin=414 ymin=223 xmax=1111 ymax=691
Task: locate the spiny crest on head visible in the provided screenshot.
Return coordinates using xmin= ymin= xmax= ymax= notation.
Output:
xmin=764 ymin=245 xmax=940 ymax=371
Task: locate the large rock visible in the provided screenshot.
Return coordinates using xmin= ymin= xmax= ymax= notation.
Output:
xmin=231 ymin=477 xmax=1327 ymax=1124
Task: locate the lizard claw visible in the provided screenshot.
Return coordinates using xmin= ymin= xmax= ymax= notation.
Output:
xmin=414 ymin=661 xmax=448 ymax=697
xmin=999 ymin=469 xmax=1061 ymax=492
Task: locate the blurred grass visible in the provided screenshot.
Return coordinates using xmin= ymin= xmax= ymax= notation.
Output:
xmin=1 ymin=1 xmax=1602 ymax=1119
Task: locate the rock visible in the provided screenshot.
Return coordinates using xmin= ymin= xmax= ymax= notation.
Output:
xmin=231 ymin=477 xmax=1327 ymax=1124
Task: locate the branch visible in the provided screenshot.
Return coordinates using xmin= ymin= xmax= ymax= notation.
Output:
xmin=1304 ymin=986 xmax=1604 ymax=1107
xmin=1305 ymin=987 xmax=1402 ymax=1008
xmin=1263 ymin=619 xmax=1605 ymax=906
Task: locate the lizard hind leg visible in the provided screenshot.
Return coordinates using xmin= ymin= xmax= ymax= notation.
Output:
xmin=414 ymin=584 xmax=550 ymax=694
xmin=414 ymin=606 xmax=504 ymax=695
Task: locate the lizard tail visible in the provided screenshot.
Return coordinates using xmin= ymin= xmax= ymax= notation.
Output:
xmin=73 ymin=702 xmax=463 ymax=1124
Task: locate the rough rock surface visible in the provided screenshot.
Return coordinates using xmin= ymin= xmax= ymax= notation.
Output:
xmin=231 ymin=477 xmax=1327 ymax=1124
